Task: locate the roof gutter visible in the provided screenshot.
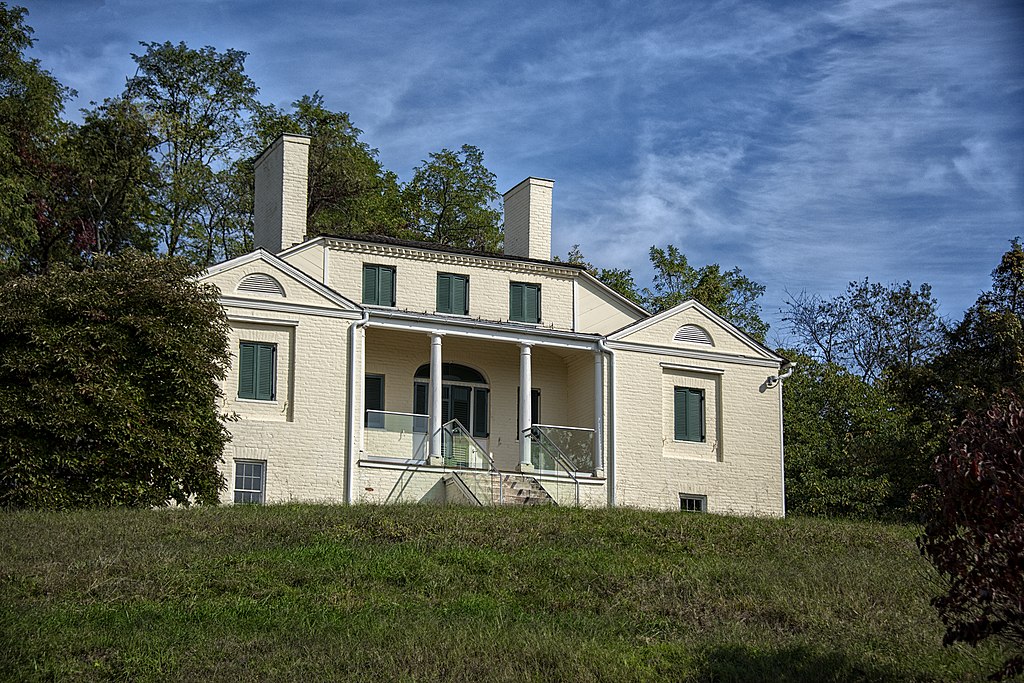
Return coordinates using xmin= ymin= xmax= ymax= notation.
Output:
xmin=598 ymin=338 xmax=617 ymax=507
xmin=345 ymin=308 xmax=371 ymax=504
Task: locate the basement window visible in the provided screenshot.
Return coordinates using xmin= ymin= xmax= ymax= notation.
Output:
xmin=234 ymin=460 xmax=266 ymax=504
xmin=679 ymin=494 xmax=707 ymax=513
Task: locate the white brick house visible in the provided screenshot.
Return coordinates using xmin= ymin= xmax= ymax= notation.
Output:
xmin=201 ymin=134 xmax=790 ymax=515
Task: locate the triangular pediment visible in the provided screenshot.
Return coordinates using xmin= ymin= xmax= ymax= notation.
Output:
xmin=608 ymin=300 xmax=782 ymax=362
xmin=201 ymin=249 xmax=361 ymax=314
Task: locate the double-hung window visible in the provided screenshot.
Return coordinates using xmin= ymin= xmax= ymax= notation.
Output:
xmin=234 ymin=460 xmax=265 ymax=504
xmin=238 ymin=342 xmax=276 ymax=401
xmin=362 ymin=264 xmax=396 ymax=306
xmin=436 ymin=273 xmax=469 ymax=315
xmin=509 ymin=282 xmax=540 ymax=323
xmin=674 ymin=387 xmax=705 ymax=442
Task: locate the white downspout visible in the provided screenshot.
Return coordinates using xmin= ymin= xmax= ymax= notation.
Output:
xmin=345 ymin=309 xmax=370 ymax=504
xmin=768 ymin=362 xmax=796 ymax=517
xmin=598 ymin=339 xmax=616 ymax=507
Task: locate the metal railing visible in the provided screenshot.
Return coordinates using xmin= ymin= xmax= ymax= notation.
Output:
xmin=444 ymin=419 xmax=504 ymax=506
xmin=363 ymin=410 xmax=428 ymax=462
xmin=531 ymin=424 xmax=596 ymax=474
xmin=526 ymin=426 xmax=581 ymax=507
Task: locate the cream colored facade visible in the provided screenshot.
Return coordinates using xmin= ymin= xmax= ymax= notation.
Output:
xmin=199 ymin=133 xmax=789 ymax=516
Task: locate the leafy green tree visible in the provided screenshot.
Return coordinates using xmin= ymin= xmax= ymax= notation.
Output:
xmin=918 ymin=389 xmax=1024 ymax=680
xmin=923 ymin=239 xmax=1024 ymax=420
xmin=786 ymin=279 xmax=943 ymax=382
xmin=782 ymin=352 xmax=932 ymax=518
xmin=252 ymin=93 xmax=406 ymax=238
xmin=0 ymin=3 xmax=87 ymax=273
xmin=66 ymin=97 xmax=159 ymax=255
xmin=558 ymin=244 xmax=644 ymax=305
xmin=402 ymin=144 xmax=502 ymax=251
xmin=124 ymin=41 xmax=259 ymax=263
xmin=0 ymin=252 xmax=231 ymax=509
xmin=643 ymin=244 xmax=768 ymax=340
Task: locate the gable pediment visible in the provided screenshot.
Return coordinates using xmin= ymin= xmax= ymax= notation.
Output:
xmin=609 ymin=300 xmax=781 ymax=361
xmin=201 ymin=249 xmax=361 ymax=316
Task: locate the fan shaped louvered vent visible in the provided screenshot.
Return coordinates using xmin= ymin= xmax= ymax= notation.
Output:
xmin=237 ymin=273 xmax=285 ymax=297
xmin=673 ymin=324 xmax=713 ymax=346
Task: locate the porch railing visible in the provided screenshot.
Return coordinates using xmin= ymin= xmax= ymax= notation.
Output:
xmin=364 ymin=410 xmax=428 ymax=462
xmin=530 ymin=424 xmax=596 ymax=475
xmin=443 ymin=419 xmax=504 ymax=505
xmin=526 ymin=426 xmax=581 ymax=506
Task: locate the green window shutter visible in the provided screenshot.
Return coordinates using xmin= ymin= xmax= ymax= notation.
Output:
xmin=414 ymin=382 xmax=428 ymax=415
xmin=524 ymin=284 xmax=540 ymax=323
xmin=413 ymin=382 xmax=428 ymax=434
xmin=452 ymin=275 xmax=467 ymax=314
xmin=510 ymin=283 xmax=524 ymax=321
xmin=473 ymin=388 xmax=489 ymax=438
xmin=362 ymin=265 xmax=378 ymax=304
xmin=437 ymin=274 xmax=452 ymax=312
xmin=674 ymin=387 xmax=704 ymax=442
xmin=255 ymin=344 xmax=275 ymax=401
xmin=686 ymin=389 xmax=703 ymax=442
xmin=450 ymin=385 xmax=472 ymax=428
xmin=365 ymin=375 xmax=384 ymax=428
xmin=238 ymin=342 xmax=256 ymax=399
xmin=379 ymin=266 xmax=395 ymax=306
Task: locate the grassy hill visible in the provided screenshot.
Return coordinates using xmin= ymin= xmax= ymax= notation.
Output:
xmin=0 ymin=504 xmax=1009 ymax=682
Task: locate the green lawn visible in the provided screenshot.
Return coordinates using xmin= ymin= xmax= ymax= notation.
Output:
xmin=0 ymin=504 xmax=1008 ymax=682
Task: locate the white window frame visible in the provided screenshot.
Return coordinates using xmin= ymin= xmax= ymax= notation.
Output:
xmin=679 ymin=493 xmax=707 ymax=513
xmin=234 ymin=459 xmax=266 ymax=504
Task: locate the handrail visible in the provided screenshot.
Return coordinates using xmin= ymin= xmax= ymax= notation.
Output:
xmin=367 ymin=409 xmax=428 ymax=419
xmin=442 ymin=418 xmax=503 ymax=505
xmin=524 ymin=426 xmax=580 ymax=506
xmin=533 ymin=423 xmax=594 ymax=433
xmin=449 ymin=471 xmax=484 ymax=506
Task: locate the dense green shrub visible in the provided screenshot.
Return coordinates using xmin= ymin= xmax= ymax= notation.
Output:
xmin=0 ymin=252 xmax=230 ymax=508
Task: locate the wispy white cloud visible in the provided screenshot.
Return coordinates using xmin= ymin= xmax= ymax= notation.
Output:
xmin=21 ymin=0 xmax=1024 ymax=330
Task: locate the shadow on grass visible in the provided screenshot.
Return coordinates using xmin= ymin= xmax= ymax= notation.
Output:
xmin=694 ymin=644 xmax=900 ymax=683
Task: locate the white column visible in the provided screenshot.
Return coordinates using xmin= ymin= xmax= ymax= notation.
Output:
xmin=429 ymin=333 xmax=444 ymax=466
xmin=519 ymin=343 xmax=533 ymax=471
xmin=593 ymin=351 xmax=604 ymax=476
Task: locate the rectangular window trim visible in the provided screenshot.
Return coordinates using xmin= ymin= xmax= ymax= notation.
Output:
xmin=234 ymin=459 xmax=266 ymax=504
xmin=679 ymin=493 xmax=707 ymax=513
xmin=436 ymin=272 xmax=469 ymax=315
xmin=362 ymin=264 xmax=396 ymax=307
xmin=238 ymin=341 xmax=276 ymax=401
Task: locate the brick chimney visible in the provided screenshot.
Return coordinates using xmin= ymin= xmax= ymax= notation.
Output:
xmin=503 ymin=177 xmax=553 ymax=261
xmin=253 ymin=133 xmax=310 ymax=253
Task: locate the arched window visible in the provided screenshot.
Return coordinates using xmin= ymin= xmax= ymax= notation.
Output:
xmin=237 ymin=273 xmax=285 ymax=297
xmin=413 ymin=363 xmax=489 ymax=438
xmin=414 ymin=363 xmax=486 ymax=384
xmin=673 ymin=324 xmax=713 ymax=346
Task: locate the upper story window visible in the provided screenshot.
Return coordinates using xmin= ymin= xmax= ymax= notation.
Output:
xmin=238 ymin=341 xmax=276 ymax=401
xmin=509 ymin=282 xmax=541 ymax=324
xmin=362 ymin=264 xmax=396 ymax=307
xmin=436 ymin=273 xmax=469 ymax=315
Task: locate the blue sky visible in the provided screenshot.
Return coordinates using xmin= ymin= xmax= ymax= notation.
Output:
xmin=22 ymin=0 xmax=1024 ymax=343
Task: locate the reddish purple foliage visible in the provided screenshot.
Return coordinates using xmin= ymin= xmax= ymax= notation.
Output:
xmin=918 ymin=390 xmax=1024 ymax=680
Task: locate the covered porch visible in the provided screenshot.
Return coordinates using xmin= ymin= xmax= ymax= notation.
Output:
xmin=355 ymin=315 xmax=607 ymax=505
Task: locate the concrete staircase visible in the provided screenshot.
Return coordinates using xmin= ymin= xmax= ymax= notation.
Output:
xmin=446 ymin=472 xmax=555 ymax=506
